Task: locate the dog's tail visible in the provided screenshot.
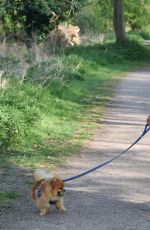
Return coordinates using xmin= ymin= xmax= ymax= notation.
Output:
xmin=31 ymin=179 xmax=44 ymax=202
xmin=33 ymin=169 xmax=52 ymax=182
xmin=32 ymin=169 xmax=52 ymax=201
xmin=31 ymin=182 xmax=38 ymax=202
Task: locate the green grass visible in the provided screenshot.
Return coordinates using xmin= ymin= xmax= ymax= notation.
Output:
xmin=0 ymin=40 xmax=150 ymax=169
xmin=103 ymin=31 xmax=150 ymax=44
xmin=0 ymin=190 xmax=20 ymax=208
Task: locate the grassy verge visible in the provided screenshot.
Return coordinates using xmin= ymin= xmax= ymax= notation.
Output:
xmin=0 ymin=41 xmax=150 ymax=169
xmin=0 ymin=190 xmax=20 ymax=208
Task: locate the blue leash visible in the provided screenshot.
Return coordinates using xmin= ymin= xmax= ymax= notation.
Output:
xmin=63 ymin=124 xmax=150 ymax=182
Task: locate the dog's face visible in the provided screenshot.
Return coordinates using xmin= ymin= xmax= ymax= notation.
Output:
xmin=50 ymin=177 xmax=65 ymax=198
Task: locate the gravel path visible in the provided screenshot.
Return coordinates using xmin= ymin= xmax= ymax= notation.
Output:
xmin=0 ymin=64 xmax=150 ymax=230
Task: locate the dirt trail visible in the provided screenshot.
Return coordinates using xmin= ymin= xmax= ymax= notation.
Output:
xmin=0 ymin=64 xmax=150 ymax=230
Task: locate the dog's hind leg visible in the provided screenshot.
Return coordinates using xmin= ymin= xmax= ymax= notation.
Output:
xmin=38 ymin=199 xmax=50 ymax=216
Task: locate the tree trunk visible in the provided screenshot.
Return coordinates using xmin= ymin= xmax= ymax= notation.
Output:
xmin=112 ymin=0 xmax=127 ymax=44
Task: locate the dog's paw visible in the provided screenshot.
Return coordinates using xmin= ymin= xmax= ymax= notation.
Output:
xmin=60 ymin=207 xmax=67 ymax=212
xmin=40 ymin=209 xmax=49 ymax=216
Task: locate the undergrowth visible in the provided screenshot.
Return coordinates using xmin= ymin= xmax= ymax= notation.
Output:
xmin=0 ymin=40 xmax=150 ymax=169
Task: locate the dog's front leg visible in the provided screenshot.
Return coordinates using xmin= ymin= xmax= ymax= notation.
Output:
xmin=55 ymin=199 xmax=67 ymax=211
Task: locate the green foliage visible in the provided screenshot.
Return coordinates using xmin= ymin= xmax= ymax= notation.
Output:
xmin=0 ymin=41 xmax=150 ymax=168
xmin=0 ymin=83 xmax=41 ymax=149
xmin=139 ymin=31 xmax=150 ymax=40
xmin=110 ymin=40 xmax=150 ymax=61
xmin=126 ymin=31 xmax=144 ymax=42
xmin=26 ymin=56 xmax=84 ymax=84
xmin=0 ymin=0 xmax=25 ymax=35
xmin=0 ymin=190 xmax=20 ymax=208
xmin=104 ymin=31 xmax=150 ymax=44
xmin=0 ymin=0 xmax=86 ymax=40
xmin=73 ymin=0 xmax=150 ymax=37
xmin=73 ymin=0 xmax=113 ymax=34
xmin=0 ymin=107 xmax=15 ymax=148
xmin=125 ymin=0 xmax=150 ymax=31
xmin=66 ymin=40 xmax=150 ymax=64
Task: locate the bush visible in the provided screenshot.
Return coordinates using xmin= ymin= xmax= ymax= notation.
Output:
xmin=139 ymin=31 xmax=150 ymax=40
xmin=0 ymin=54 xmax=85 ymax=151
xmin=66 ymin=40 xmax=150 ymax=64
xmin=0 ymin=107 xmax=11 ymax=148
xmin=26 ymin=55 xmax=84 ymax=85
xmin=0 ymin=82 xmax=41 ymax=150
xmin=0 ymin=54 xmax=28 ymax=81
xmin=115 ymin=40 xmax=150 ymax=61
xmin=73 ymin=2 xmax=112 ymax=35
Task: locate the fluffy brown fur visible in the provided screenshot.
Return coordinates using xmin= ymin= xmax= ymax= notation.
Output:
xmin=31 ymin=170 xmax=66 ymax=215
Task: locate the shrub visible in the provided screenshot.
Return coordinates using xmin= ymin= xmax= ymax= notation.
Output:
xmin=139 ymin=31 xmax=150 ymax=40
xmin=0 ymin=55 xmax=28 ymax=81
xmin=26 ymin=55 xmax=84 ymax=85
xmin=0 ymin=82 xmax=41 ymax=150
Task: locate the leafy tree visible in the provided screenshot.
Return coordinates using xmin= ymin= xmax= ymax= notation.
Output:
xmin=73 ymin=0 xmax=113 ymax=34
xmin=112 ymin=0 xmax=150 ymax=43
xmin=0 ymin=0 xmax=86 ymax=45
xmin=75 ymin=0 xmax=150 ymax=43
xmin=1 ymin=0 xmax=150 ymax=46
xmin=125 ymin=0 xmax=150 ymax=31
xmin=0 ymin=0 xmax=25 ymax=37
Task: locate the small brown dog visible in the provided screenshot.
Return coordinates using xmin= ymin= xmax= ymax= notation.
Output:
xmin=31 ymin=170 xmax=66 ymax=215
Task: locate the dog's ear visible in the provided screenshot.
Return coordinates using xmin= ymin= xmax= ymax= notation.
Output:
xmin=51 ymin=178 xmax=58 ymax=189
xmin=51 ymin=177 xmax=64 ymax=189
